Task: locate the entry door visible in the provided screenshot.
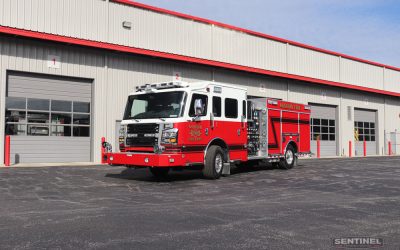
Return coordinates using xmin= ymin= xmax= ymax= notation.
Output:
xmin=5 ymin=72 xmax=92 ymax=164
xmin=310 ymin=104 xmax=338 ymax=157
xmin=354 ymin=109 xmax=377 ymax=156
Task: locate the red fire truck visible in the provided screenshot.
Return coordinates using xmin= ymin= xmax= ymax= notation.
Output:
xmin=103 ymin=81 xmax=311 ymax=179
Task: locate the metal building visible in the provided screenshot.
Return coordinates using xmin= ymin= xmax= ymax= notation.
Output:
xmin=0 ymin=0 xmax=399 ymax=164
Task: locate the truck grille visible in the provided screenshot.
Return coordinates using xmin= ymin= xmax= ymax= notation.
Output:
xmin=126 ymin=124 xmax=159 ymax=147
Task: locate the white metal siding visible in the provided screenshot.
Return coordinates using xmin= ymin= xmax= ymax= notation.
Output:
xmin=384 ymin=68 xmax=400 ymax=93
xmin=0 ymin=0 xmax=108 ymax=42
xmin=109 ymin=3 xmax=213 ymax=59
xmin=214 ymin=69 xmax=288 ymax=100
xmin=0 ymin=0 xmax=398 ymax=97
xmin=288 ymin=45 xmax=340 ymax=82
xmin=212 ymin=26 xmax=287 ymax=72
xmin=341 ymin=58 xmax=384 ymax=89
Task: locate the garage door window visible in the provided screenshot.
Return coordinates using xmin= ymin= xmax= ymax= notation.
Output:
xmin=354 ymin=121 xmax=375 ymax=141
xmin=311 ymin=118 xmax=335 ymax=141
xmin=5 ymin=97 xmax=90 ymax=137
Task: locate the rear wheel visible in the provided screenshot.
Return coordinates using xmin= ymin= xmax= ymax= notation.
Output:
xmin=279 ymin=145 xmax=296 ymax=170
xmin=149 ymin=167 xmax=170 ymax=178
xmin=203 ymin=145 xmax=224 ymax=179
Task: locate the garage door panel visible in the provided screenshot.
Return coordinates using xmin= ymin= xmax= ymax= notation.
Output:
xmin=6 ymin=72 xmax=92 ymax=164
xmin=355 ymin=141 xmax=377 ymax=156
xmin=8 ymin=73 xmax=91 ymax=102
xmin=311 ymin=141 xmax=337 ymax=157
xmin=310 ymin=104 xmax=338 ymax=157
xmin=354 ymin=109 xmax=377 ymax=156
xmin=10 ymin=136 xmax=91 ymax=164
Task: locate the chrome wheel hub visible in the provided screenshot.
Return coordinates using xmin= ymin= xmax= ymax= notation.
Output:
xmin=215 ymin=154 xmax=223 ymax=173
xmin=286 ymin=150 xmax=294 ymax=165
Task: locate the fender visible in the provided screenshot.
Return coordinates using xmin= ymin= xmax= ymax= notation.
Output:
xmin=203 ymin=137 xmax=230 ymax=164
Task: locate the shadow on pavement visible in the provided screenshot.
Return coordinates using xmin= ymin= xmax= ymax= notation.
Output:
xmin=104 ymin=161 xmax=296 ymax=183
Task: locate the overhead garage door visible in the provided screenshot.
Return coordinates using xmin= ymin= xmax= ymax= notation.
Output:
xmin=5 ymin=72 xmax=92 ymax=164
xmin=354 ymin=109 xmax=377 ymax=156
xmin=310 ymin=104 xmax=338 ymax=157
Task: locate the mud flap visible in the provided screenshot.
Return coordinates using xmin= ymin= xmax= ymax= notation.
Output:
xmin=222 ymin=163 xmax=231 ymax=176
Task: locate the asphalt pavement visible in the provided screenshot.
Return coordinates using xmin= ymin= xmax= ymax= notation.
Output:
xmin=0 ymin=157 xmax=399 ymax=249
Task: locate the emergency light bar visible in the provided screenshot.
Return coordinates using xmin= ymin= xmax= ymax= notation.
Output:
xmin=135 ymin=81 xmax=189 ymax=92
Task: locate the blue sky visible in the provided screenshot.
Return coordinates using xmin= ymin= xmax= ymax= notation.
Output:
xmin=136 ymin=0 xmax=400 ymax=67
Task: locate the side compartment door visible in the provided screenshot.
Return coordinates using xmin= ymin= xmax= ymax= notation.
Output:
xmin=268 ymin=109 xmax=282 ymax=155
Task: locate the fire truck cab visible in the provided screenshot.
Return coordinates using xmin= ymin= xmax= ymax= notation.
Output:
xmin=103 ymin=81 xmax=311 ymax=179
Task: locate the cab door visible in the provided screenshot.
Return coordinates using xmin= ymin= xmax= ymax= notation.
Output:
xmin=176 ymin=92 xmax=211 ymax=152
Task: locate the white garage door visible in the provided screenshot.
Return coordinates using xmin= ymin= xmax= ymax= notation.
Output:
xmin=310 ymin=104 xmax=338 ymax=157
xmin=354 ymin=109 xmax=377 ymax=156
xmin=5 ymin=72 xmax=92 ymax=164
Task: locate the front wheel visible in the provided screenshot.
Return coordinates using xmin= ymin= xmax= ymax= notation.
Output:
xmin=279 ymin=145 xmax=296 ymax=170
xmin=203 ymin=145 xmax=224 ymax=179
xmin=149 ymin=167 xmax=170 ymax=178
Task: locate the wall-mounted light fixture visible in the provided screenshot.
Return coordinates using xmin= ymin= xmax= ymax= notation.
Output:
xmin=122 ymin=21 xmax=132 ymax=29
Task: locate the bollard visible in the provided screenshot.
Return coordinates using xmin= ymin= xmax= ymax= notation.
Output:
xmin=317 ymin=137 xmax=321 ymax=158
xmin=363 ymin=140 xmax=367 ymax=157
xmin=349 ymin=140 xmax=352 ymax=157
xmin=4 ymin=135 xmax=10 ymax=167
xmin=101 ymin=137 xmax=106 ymax=164
xmin=388 ymin=141 xmax=392 ymax=156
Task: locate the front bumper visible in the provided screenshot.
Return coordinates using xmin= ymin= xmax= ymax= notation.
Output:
xmin=105 ymin=152 xmax=194 ymax=167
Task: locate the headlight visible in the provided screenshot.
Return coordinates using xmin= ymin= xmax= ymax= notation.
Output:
xmin=161 ymin=128 xmax=178 ymax=144
xmin=119 ymin=125 xmax=127 ymax=144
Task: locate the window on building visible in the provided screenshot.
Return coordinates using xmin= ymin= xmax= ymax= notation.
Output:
xmin=212 ymin=96 xmax=221 ymax=117
xmin=5 ymin=97 xmax=90 ymax=137
xmin=310 ymin=118 xmax=336 ymax=141
xmin=225 ymin=98 xmax=238 ymax=118
xmin=354 ymin=121 xmax=375 ymax=142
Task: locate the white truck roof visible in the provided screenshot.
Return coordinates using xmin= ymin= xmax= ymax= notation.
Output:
xmin=130 ymin=81 xmax=247 ymax=96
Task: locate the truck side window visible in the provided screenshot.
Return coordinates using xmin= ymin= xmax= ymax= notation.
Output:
xmin=189 ymin=94 xmax=208 ymax=117
xmin=242 ymin=100 xmax=246 ymax=118
xmin=225 ymin=98 xmax=238 ymax=118
xmin=213 ymin=97 xmax=221 ymax=117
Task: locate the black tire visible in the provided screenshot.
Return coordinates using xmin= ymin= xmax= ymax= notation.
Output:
xmin=279 ymin=145 xmax=296 ymax=170
xmin=203 ymin=145 xmax=224 ymax=179
xmin=149 ymin=167 xmax=170 ymax=178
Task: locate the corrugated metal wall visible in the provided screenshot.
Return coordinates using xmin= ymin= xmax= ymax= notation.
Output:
xmin=341 ymin=58 xmax=384 ymax=90
xmin=0 ymin=0 xmax=398 ymax=95
xmin=385 ymin=69 xmax=400 ymax=93
xmin=288 ymin=45 xmax=340 ymax=82
xmin=0 ymin=0 xmax=108 ymax=41
xmin=0 ymin=35 xmax=397 ymax=163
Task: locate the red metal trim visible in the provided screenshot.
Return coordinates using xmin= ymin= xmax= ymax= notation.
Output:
xmin=1 ymin=25 xmax=400 ymax=97
xmin=317 ymin=137 xmax=321 ymax=158
xmin=4 ymin=135 xmax=10 ymax=167
xmin=388 ymin=141 xmax=392 ymax=156
xmin=112 ymin=0 xmax=400 ymax=72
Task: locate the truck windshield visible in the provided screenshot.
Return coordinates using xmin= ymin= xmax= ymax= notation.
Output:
xmin=124 ymin=91 xmax=186 ymax=120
